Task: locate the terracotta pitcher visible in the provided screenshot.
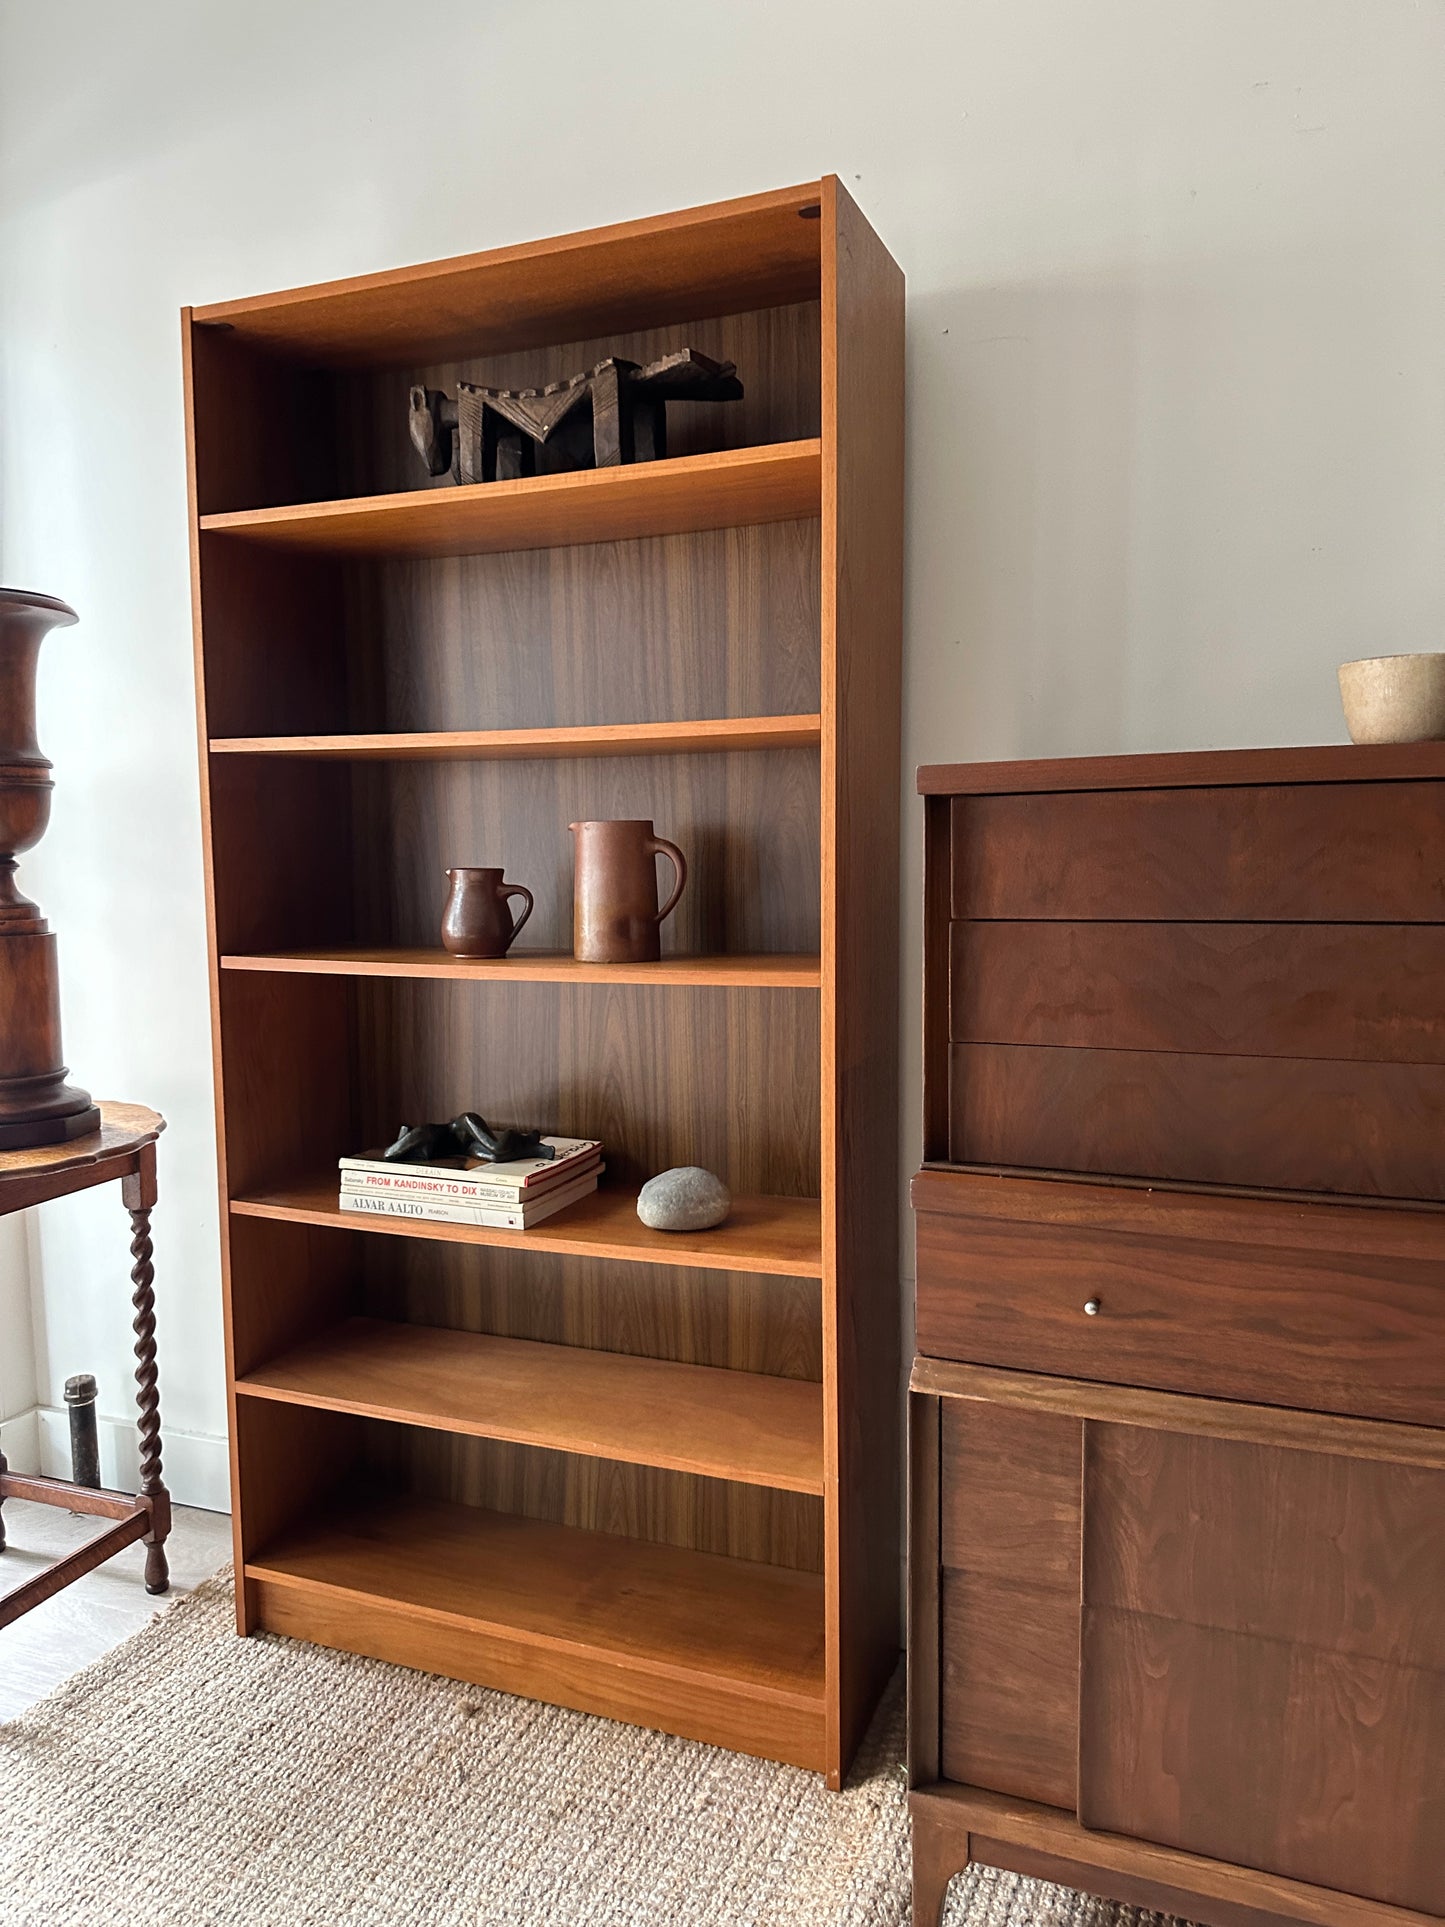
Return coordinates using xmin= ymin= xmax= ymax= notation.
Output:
xmin=569 ymin=819 xmax=687 ymax=964
xmin=440 ymin=867 xmax=534 ymax=958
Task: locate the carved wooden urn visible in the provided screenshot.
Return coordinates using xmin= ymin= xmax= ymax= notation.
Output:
xmin=0 ymin=588 xmax=99 ymax=1148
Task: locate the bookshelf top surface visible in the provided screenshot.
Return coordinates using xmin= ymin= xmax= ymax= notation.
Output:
xmin=188 ymin=181 xmax=825 ymax=368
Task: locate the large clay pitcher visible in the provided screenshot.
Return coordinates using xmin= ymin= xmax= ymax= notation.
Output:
xmin=0 ymin=588 xmax=99 ymax=1147
xmin=440 ymin=867 xmax=534 ymax=958
xmin=569 ymin=819 xmax=687 ymax=964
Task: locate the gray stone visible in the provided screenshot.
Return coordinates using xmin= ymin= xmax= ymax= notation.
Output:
xmin=636 ymin=1166 xmax=732 ymax=1232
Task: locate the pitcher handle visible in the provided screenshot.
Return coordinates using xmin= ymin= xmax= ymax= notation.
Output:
xmin=647 ymin=835 xmax=687 ymax=925
xmin=502 ymin=883 xmax=534 ymax=939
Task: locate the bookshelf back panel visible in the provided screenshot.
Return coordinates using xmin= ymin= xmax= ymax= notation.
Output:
xmin=344 ymin=518 xmax=821 ymax=735
xmin=193 ymin=303 xmax=819 ymax=516
xmin=210 ymin=747 xmax=820 ymax=957
xmin=200 ymin=516 xmax=820 ymax=741
xmin=362 ymin=1423 xmax=824 ymax=1572
xmin=352 ymin=747 xmax=820 ymax=956
xmin=217 ymin=971 xmax=358 ymax=1197
xmin=360 ymin=1238 xmax=822 ymax=1380
xmin=339 ymin=302 xmax=821 ymax=497
xmin=226 ymin=1217 xmax=822 ymax=1384
xmin=355 ymin=980 xmax=821 ymax=1195
xmin=217 ymin=974 xmax=820 ymax=1197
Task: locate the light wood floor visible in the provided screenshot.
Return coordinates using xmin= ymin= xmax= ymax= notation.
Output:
xmin=0 ymin=1497 xmax=233 ymax=1721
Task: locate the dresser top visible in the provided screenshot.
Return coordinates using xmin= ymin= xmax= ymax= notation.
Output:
xmin=917 ymin=741 xmax=1445 ymax=796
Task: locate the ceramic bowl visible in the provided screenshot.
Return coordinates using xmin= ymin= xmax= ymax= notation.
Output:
xmin=1338 ymin=654 xmax=1445 ymax=745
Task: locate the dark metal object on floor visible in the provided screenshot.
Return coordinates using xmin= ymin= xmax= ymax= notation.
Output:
xmin=64 ymin=1372 xmax=101 ymax=1490
xmin=0 ymin=1104 xmax=171 ymax=1625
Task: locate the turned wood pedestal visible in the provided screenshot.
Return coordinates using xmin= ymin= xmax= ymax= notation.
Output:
xmin=0 ymin=1103 xmax=171 ymax=1624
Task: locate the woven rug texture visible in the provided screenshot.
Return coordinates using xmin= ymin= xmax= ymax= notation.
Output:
xmin=0 ymin=1572 xmax=1184 ymax=1926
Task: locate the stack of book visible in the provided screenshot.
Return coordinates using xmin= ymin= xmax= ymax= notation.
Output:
xmin=338 ymin=1136 xmax=603 ymax=1228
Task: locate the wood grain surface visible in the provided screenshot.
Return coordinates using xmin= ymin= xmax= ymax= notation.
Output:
xmin=219 ymin=950 xmax=822 ymax=987
xmin=910 ymin=1783 xmax=1441 ymax=1927
xmin=201 ymin=444 xmax=821 ymax=557
xmin=951 ymin=1041 xmax=1445 ymax=1198
xmin=951 ymin=782 xmax=1445 ymax=922
xmin=937 ymin=1401 xmax=1081 ymax=1809
xmin=914 ymin=1175 xmax=1445 ymax=1427
xmin=356 ymin=1232 xmax=823 ymax=1378
xmin=912 ymin=1356 xmax=1445 ymax=1473
xmin=193 ymin=182 xmax=824 ymax=368
xmin=210 ymin=714 xmax=822 ymax=760
xmin=234 ymin=1179 xmax=824 ymax=1279
xmin=247 ymin=1487 xmax=826 ymax=1763
xmin=237 ymin=1316 xmax=825 ymax=1492
xmin=953 ymin=920 xmax=1445 ymax=1063
xmin=817 ymin=172 xmax=906 ymax=1779
xmin=1081 ymin=1430 xmax=1445 ymax=1913
xmin=362 ymin=1424 xmax=823 ymax=1573
xmin=920 ymin=741 xmax=1445 ymax=797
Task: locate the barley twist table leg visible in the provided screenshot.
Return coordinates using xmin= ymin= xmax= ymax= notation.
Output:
xmin=129 ymin=1202 xmax=171 ymax=1594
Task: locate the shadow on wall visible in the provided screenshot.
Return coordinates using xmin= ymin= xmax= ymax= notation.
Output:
xmin=905 ymin=272 xmax=1141 ymax=766
xmin=904 ymin=245 xmax=1416 ymax=768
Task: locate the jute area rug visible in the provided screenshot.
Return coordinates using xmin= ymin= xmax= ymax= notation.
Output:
xmin=0 ymin=1572 xmax=1181 ymax=1926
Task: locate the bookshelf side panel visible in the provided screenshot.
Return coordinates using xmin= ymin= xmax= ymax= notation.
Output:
xmin=820 ymin=177 xmax=906 ymax=1782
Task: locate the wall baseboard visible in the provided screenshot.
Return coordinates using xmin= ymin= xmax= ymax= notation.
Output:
xmin=30 ymin=1407 xmax=229 ymax=1513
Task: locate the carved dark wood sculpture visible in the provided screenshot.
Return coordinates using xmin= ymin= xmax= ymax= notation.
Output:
xmin=409 ymin=350 xmax=743 ymax=485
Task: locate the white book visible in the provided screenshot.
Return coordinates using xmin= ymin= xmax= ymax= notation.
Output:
xmin=337 ymin=1167 xmax=600 ymax=1230
xmin=340 ymin=1153 xmax=601 ymax=1206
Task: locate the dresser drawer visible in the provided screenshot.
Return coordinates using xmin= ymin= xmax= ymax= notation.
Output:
xmin=951 ymin=781 xmax=1445 ymax=922
xmin=913 ymin=1168 xmax=1445 ymax=1428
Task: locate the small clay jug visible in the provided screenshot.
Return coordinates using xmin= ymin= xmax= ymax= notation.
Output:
xmin=440 ymin=867 xmax=534 ymax=959
xmin=569 ymin=820 xmax=687 ymax=964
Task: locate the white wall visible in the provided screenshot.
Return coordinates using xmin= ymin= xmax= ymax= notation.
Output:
xmin=1 ymin=1 xmax=1442 ymax=1507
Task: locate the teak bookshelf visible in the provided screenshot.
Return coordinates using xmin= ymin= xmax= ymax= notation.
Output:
xmin=183 ymin=179 xmax=904 ymax=1785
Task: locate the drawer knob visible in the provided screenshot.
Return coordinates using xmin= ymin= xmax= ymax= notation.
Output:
xmin=1083 ymin=1298 xmax=1102 ymax=1316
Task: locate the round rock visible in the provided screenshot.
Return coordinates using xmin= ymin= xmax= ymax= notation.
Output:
xmin=636 ymin=1166 xmax=732 ymax=1232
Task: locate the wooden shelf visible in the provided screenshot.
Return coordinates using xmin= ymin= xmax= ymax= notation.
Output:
xmin=246 ymin=1494 xmax=826 ymax=1766
xmin=198 ymin=442 xmax=821 ymax=559
xmin=219 ymin=949 xmax=821 ymax=988
xmin=236 ymin=1318 xmax=824 ymax=1493
xmin=210 ymin=714 xmax=822 ymax=761
xmin=191 ymin=181 xmax=824 ymax=366
xmin=231 ymin=1179 xmax=824 ymax=1278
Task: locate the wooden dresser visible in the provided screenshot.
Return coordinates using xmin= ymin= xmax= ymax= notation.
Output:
xmin=908 ymin=746 xmax=1445 ymax=1927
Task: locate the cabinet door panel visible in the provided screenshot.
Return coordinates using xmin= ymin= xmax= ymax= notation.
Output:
xmin=938 ymin=1401 xmax=1080 ymax=1807
xmin=941 ymin=1570 xmax=1077 ymax=1808
xmin=1080 ymin=1425 xmax=1445 ymax=1915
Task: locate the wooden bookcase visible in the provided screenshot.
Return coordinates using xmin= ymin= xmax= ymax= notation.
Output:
xmin=182 ymin=180 xmax=904 ymax=1785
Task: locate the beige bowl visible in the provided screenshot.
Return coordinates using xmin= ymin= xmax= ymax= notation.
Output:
xmin=1338 ymin=654 xmax=1445 ymax=744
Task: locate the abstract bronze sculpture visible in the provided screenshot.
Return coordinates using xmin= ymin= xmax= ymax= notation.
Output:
xmin=383 ymin=1114 xmax=557 ymax=1166
xmin=409 ymin=349 xmax=743 ymax=485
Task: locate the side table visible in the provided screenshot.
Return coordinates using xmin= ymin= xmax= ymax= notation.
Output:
xmin=0 ymin=1102 xmax=171 ymax=1626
